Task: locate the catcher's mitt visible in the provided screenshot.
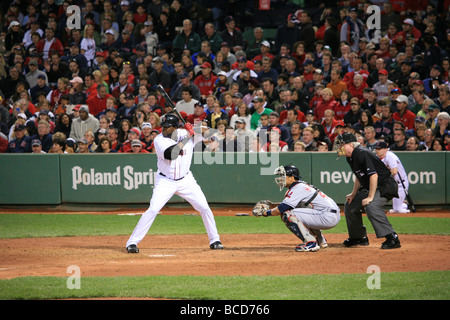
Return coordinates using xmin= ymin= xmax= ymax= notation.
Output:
xmin=252 ymin=200 xmax=272 ymax=216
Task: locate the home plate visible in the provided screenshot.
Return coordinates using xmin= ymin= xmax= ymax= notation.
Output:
xmin=147 ymin=254 xmax=176 ymax=258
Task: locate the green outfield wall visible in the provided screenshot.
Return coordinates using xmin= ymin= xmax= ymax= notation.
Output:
xmin=0 ymin=152 xmax=448 ymax=206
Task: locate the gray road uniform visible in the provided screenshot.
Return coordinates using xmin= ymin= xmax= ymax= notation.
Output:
xmin=276 ymin=177 xmax=340 ymax=251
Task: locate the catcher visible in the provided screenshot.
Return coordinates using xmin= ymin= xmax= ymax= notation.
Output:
xmin=253 ymin=164 xmax=340 ymax=252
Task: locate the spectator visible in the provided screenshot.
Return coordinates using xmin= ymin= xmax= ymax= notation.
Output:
xmin=30 ymin=138 xmax=45 ymax=154
xmin=340 ymin=8 xmax=365 ymax=52
xmin=433 ymin=112 xmax=450 ymax=139
xmin=46 ymin=77 xmax=70 ymax=111
xmin=423 ymin=128 xmax=435 ymax=151
xmin=28 ymin=120 xmax=53 ymax=153
xmin=68 ymin=77 xmax=87 ymax=105
xmin=406 ymin=136 xmax=423 ymax=151
xmin=300 ymin=126 xmax=318 ymax=151
xmin=6 ymin=124 xmax=31 ymax=153
xmin=193 ymin=62 xmax=218 ymax=101
xmin=393 ymin=95 xmax=416 ymax=131
xmin=62 ymin=43 xmax=89 ymax=73
xmin=229 ymin=103 xmax=250 ymax=128
xmin=292 ymin=141 xmax=306 ymax=152
xmin=206 ymin=101 xmax=228 ymax=129
xmin=117 ymin=93 xmax=137 ymax=123
xmin=96 ymin=136 xmax=117 ymax=153
xmin=343 ymin=56 xmax=369 ymax=87
xmin=186 ymin=102 xmax=207 ymax=125
xmin=54 ymin=113 xmax=72 ymax=138
xmin=202 ymin=22 xmax=223 ymax=56
xmin=262 ymin=127 xmax=288 ymax=152
xmin=75 ymin=138 xmax=92 ymax=153
xmin=344 ymin=97 xmax=363 ymax=126
xmin=171 ymin=72 xmax=202 ymax=102
xmin=287 ymin=121 xmax=304 ymax=150
xmin=348 ymin=74 xmax=368 ymax=102
xmin=436 ymin=85 xmax=450 ymax=113
xmin=29 ymin=74 xmax=51 ymax=104
xmin=374 ymin=101 xmax=395 ymax=143
xmin=69 ymin=105 xmax=99 ymax=141
xmin=312 ymin=123 xmax=332 ymax=151
xmin=108 ymin=127 xmax=122 ymax=151
xmin=250 ymin=97 xmax=273 ymax=131
xmin=119 ymin=127 xmax=143 ymax=153
xmin=87 ymin=84 xmax=113 ymax=117
xmin=327 ymin=69 xmax=347 ymax=100
xmin=353 ymin=109 xmax=374 ymax=133
xmin=35 ymin=27 xmax=64 ymax=60
xmin=320 ymin=108 xmax=338 ymax=138
xmin=50 ymin=132 xmax=68 ymax=154
xmin=315 ymin=88 xmax=338 ymax=122
xmin=175 ymin=86 xmax=199 ymax=116
xmin=220 ymin=16 xmax=244 ymax=54
xmin=172 ymin=19 xmax=201 ymax=59
xmin=390 ymin=129 xmax=407 ymax=151
xmin=149 ymin=57 xmax=172 ymax=90
xmin=233 ymin=118 xmax=254 ymax=152
xmin=260 ymin=77 xmax=279 ymax=109
xmin=274 ymin=13 xmax=301 ymax=53
xmin=425 ymin=104 xmax=440 ymax=129
xmin=111 ymin=73 xmax=135 ymax=100
xmin=431 ymin=137 xmax=446 ymax=151
xmin=373 ymin=69 xmax=393 ymax=101
xmin=127 ymin=139 xmax=149 ymax=153
xmin=25 ymin=59 xmax=47 ymax=88
xmin=267 ymin=111 xmax=290 ymax=143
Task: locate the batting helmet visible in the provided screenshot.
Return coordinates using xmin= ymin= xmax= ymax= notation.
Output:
xmin=161 ymin=113 xmax=179 ymax=128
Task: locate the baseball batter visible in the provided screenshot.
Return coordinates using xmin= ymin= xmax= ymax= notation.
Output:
xmin=253 ymin=164 xmax=340 ymax=252
xmin=374 ymin=141 xmax=410 ymax=213
xmin=126 ymin=113 xmax=223 ymax=253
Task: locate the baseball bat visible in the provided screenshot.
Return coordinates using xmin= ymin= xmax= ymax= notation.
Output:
xmin=396 ymin=172 xmax=416 ymax=213
xmin=156 ymin=85 xmax=187 ymax=125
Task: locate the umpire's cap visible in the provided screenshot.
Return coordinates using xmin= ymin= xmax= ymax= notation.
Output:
xmin=336 ymin=132 xmax=357 ymax=144
xmin=161 ymin=113 xmax=180 ymax=128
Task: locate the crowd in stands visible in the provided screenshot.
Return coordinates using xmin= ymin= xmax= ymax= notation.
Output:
xmin=1 ymin=0 xmax=450 ymax=155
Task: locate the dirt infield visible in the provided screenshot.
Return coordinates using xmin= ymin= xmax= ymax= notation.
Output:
xmin=0 ymin=206 xmax=449 ymax=280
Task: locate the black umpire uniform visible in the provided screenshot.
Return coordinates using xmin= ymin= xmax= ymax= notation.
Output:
xmin=337 ymin=133 xmax=401 ymax=249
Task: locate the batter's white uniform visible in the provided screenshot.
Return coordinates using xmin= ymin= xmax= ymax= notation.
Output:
xmin=126 ymin=129 xmax=221 ymax=248
xmin=282 ymin=181 xmax=341 ymax=233
xmin=379 ymin=150 xmax=409 ymax=213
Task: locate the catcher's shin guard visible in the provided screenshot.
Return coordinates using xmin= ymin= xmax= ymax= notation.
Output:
xmin=281 ymin=211 xmax=315 ymax=242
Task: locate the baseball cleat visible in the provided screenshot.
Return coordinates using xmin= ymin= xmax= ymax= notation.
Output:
xmin=127 ymin=244 xmax=139 ymax=253
xmin=317 ymin=235 xmax=328 ymax=249
xmin=343 ymin=236 xmax=369 ymax=247
xmin=209 ymin=241 xmax=224 ymax=250
xmin=295 ymin=241 xmax=320 ymax=252
xmin=381 ymin=233 xmax=401 ymax=249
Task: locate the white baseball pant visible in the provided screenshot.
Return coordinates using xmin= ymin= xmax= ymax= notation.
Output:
xmin=126 ymin=172 xmax=221 ymax=248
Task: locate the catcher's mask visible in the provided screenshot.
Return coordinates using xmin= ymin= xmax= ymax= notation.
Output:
xmin=274 ymin=164 xmax=300 ymax=191
xmin=335 ymin=133 xmax=357 ymax=159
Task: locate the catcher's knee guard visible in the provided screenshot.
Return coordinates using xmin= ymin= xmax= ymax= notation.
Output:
xmin=281 ymin=211 xmax=314 ymax=242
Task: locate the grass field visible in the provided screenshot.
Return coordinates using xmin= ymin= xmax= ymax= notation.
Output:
xmin=0 ymin=213 xmax=449 ymax=301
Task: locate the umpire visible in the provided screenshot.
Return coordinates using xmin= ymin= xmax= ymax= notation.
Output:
xmin=336 ymin=133 xmax=401 ymax=249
